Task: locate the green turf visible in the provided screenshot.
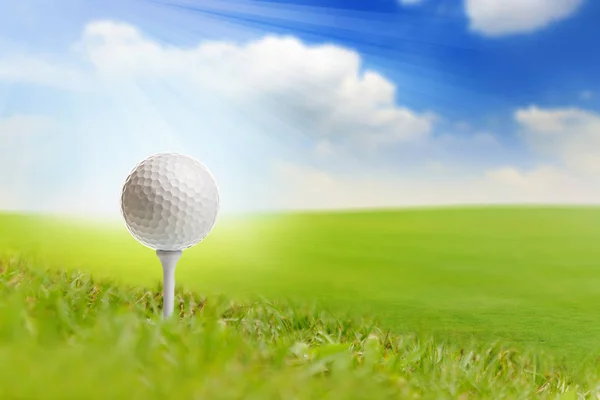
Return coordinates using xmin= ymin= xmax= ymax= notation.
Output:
xmin=0 ymin=257 xmax=595 ymax=399
xmin=1 ymin=207 xmax=600 ymax=362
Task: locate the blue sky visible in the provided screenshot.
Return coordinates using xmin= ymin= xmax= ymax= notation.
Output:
xmin=1 ymin=0 xmax=599 ymax=216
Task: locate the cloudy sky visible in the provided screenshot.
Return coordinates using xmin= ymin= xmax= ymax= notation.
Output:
xmin=1 ymin=0 xmax=599 ymax=216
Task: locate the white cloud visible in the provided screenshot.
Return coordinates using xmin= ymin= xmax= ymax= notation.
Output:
xmin=515 ymin=105 xmax=600 ymax=175
xmin=0 ymin=20 xmax=443 ymax=214
xmin=486 ymin=165 xmax=565 ymax=192
xmin=272 ymin=162 xmax=592 ymax=209
xmin=73 ymin=21 xmax=434 ymax=149
xmin=485 ymin=165 xmax=600 ymax=203
xmin=1 ymin=21 xmax=435 ymax=150
xmin=271 ymin=161 xmax=460 ymax=210
xmin=272 ymin=161 xmax=600 ymax=210
xmin=2 ymin=20 xmax=599 ymax=213
xmin=465 ymin=0 xmax=584 ymax=36
xmin=270 ymin=102 xmax=600 ymax=209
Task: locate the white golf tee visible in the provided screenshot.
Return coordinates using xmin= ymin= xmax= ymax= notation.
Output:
xmin=156 ymin=250 xmax=182 ymax=319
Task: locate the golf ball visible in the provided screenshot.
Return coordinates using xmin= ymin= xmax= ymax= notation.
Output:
xmin=120 ymin=152 xmax=219 ymax=251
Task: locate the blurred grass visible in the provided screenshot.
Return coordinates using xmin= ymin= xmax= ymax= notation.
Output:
xmin=1 ymin=206 xmax=600 ymax=362
xmin=0 ymin=256 xmax=597 ymax=399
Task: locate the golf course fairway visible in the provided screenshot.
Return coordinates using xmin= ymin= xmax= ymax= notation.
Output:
xmin=1 ymin=206 xmax=600 ymax=361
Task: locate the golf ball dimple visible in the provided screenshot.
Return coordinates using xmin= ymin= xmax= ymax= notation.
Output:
xmin=121 ymin=152 xmax=220 ymax=251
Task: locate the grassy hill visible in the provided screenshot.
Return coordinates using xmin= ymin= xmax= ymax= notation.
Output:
xmin=1 ymin=206 xmax=600 ymax=362
xmin=0 ymin=256 xmax=595 ymax=399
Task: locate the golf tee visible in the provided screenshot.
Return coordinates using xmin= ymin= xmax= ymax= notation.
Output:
xmin=156 ymin=250 xmax=182 ymax=319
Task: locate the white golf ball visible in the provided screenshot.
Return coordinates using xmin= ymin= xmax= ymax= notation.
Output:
xmin=120 ymin=152 xmax=220 ymax=251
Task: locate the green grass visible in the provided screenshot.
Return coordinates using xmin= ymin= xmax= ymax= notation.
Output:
xmin=1 ymin=206 xmax=600 ymax=363
xmin=0 ymin=256 xmax=597 ymax=399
